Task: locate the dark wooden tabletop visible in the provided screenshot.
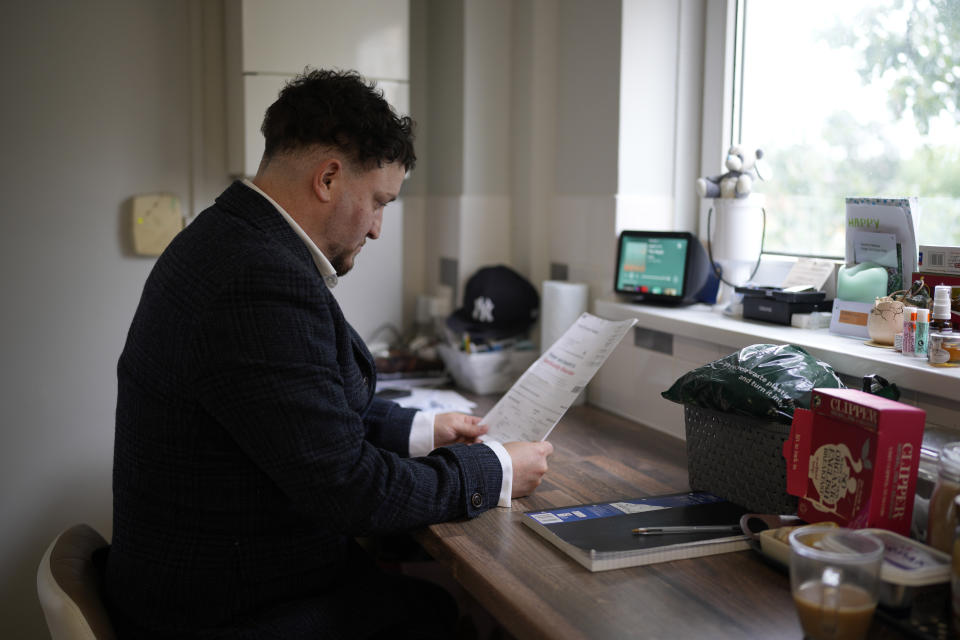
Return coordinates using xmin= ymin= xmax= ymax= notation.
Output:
xmin=414 ymin=401 xmax=912 ymax=640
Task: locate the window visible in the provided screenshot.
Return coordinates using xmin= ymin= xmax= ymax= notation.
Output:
xmin=736 ymin=0 xmax=960 ymax=258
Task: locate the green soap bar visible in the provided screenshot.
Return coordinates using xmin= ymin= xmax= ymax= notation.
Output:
xmin=837 ymin=262 xmax=888 ymax=303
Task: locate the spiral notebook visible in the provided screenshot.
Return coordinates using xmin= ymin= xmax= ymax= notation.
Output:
xmin=522 ymin=491 xmax=750 ymax=571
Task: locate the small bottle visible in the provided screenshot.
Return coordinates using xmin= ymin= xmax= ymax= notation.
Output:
xmin=930 ymin=443 xmax=960 ymax=553
xmin=915 ymin=308 xmax=930 ymax=358
xmin=933 ymin=285 xmax=954 ymax=332
xmin=902 ymin=307 xmax=917 ymax=357
xmin=930 ymin=331 xmax=948 ymax=364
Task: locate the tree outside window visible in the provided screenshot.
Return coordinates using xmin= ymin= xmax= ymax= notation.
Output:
xmin=739 ymin=0 xmax=960 ymax=258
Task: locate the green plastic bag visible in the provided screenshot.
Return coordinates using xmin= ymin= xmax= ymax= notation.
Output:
xmin=661 ymin=343 xmax=844 ymax=424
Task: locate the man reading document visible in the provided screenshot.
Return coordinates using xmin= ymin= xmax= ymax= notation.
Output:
xmin=105 ymin=69 xmax=552 ymax=639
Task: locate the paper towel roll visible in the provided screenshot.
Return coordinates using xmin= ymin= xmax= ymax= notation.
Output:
xmin=541 ymin=280 xmax=590 ymax=405
xmin=541 ymin=281 xmax=589 ymax=353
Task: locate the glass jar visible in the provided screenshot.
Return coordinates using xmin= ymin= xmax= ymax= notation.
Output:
xmin=928 ymin=443 xmax=960 ymax=553
xmin=929 ymin=332 xmax=960 ymax=364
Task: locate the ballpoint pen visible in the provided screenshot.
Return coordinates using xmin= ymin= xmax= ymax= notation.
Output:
xmin=632 ymin=525 xmax=743 ymax=536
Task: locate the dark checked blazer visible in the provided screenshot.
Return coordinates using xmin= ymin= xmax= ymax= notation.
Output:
xmin=105 ymin=181 xmax=503 ymax=638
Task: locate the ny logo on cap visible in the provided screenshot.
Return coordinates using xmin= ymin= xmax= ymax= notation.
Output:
xmin=472 ymin=296 xmax=495 ymax=323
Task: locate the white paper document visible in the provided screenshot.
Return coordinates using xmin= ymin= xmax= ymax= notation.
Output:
xmin=852 ymin=230 xmax=898 ymax=267
xmin=480 ymin=312 xmax=638 ymax=442
xmin=394 ymin=388 xmax=477 ymax=414
xmin=780 ymin=258 xmax=837 ymax=292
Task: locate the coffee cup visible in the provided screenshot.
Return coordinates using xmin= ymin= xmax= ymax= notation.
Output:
xmin=789 ymin=526 xmax=884 ymax=640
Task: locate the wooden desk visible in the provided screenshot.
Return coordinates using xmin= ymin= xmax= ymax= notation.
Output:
xmin=414 ymin=402 xmax=909 ymax=640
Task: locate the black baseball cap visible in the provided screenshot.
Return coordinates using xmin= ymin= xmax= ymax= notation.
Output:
xmin=446 ymin=265 xmax=539 ymax=340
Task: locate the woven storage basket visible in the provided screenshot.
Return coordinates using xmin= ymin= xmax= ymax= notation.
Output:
xmin=684 ymin=404 xmax=798 ymax=515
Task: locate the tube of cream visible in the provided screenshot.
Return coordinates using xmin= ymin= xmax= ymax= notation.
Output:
xmin=915 ymin=308 xmax=929 ymax=358
xmin=902 ymin=307 xmax=917 ymax=357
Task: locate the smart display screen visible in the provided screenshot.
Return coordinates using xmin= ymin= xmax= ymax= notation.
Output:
xmin=615 ymin=233 xmax=690 ymax=299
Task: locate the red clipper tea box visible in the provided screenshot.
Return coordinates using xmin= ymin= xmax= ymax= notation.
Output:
xmin=783 ymin=388 xmax=925 ymax=535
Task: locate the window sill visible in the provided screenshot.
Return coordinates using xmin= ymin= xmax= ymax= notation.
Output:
xmin=595 ymin=298 xmax=960 ymax=399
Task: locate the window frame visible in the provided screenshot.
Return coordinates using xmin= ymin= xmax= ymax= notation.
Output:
xmin=697 ymin=0 xmax=738 ymax=245
xmin=700 ymin=0 xmax=849 ymax=262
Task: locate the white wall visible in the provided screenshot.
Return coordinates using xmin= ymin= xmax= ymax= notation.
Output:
xmin=508 ymin=0 xmax=557 ymax=287
xmin=0 ymin=2 xmax=229 ymax=637
xmin=617 ymin=0 xmax=705 ymax=234
xmin=412 ymin=0 xmax=630 ymax=310
xmin=412 ymin=0 xmax=516 ymax=308
xmin=550 ymin=0 xmax=622 ymax=299
xmin=412 ymin=0 xmax=465 ymax=311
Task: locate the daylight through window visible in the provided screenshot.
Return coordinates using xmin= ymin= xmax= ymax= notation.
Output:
xmin=738 ymin=0 xmax=960 ymax=258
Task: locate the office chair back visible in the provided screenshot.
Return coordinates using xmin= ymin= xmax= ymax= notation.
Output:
xmin=37 ymin=524 xmax=116 ymax=640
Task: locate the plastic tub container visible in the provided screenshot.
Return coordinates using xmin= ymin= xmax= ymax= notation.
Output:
xmin=757 ymin=522 xmax=837 ymax=567
xmin=756 ymin=525 xmax=950 ymax=609
xmin=862 ymin=528 xmax=951 ymax=609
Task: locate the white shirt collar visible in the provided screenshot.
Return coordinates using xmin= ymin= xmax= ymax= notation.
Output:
xmin=242 ymin=178 xmax=339 ymax=289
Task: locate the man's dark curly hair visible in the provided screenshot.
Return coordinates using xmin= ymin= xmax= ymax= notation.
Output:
xmin=261 ymin=68 xmax=416 ymax=171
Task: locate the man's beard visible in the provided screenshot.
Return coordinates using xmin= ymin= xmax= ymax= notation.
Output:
xmin=330 ymin=251 xmax=356 ymax=276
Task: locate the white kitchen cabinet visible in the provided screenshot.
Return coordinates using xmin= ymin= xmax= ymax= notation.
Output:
xmin=225 ymin=0 xmax=410 ymax=177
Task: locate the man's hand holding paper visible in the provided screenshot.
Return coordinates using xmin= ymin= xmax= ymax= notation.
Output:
xmin=480 ymin=312 xmax=639 ymax=443
xmin=475 ymin=312 xmax=637 ymax=504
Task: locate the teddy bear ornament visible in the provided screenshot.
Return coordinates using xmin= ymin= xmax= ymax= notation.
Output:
xmin=696 ymin=144 xmax=769 ymax=198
